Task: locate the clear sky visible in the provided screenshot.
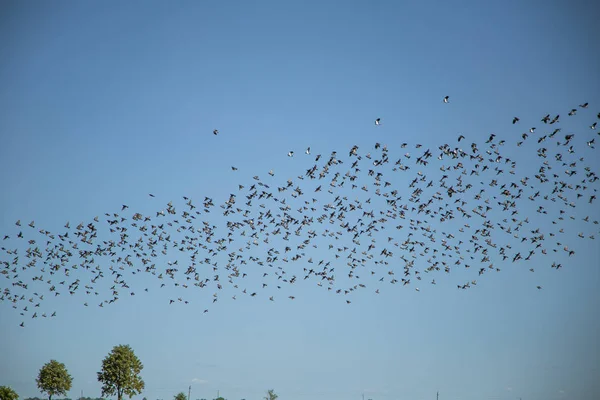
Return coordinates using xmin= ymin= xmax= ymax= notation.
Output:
xmin=1 ymin=1 xmax=599 ymax=400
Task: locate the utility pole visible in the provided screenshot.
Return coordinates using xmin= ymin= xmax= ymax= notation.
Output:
xmin=437 ymin=391 xmax=439 ymax=400
xmin=188 ymin=386 xmax=191 ymax=400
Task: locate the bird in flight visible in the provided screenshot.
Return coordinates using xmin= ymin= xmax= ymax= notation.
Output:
xmin=443 ymin=96 xmax=449 ymax=103
xmin=213 ymin=129 xmax=219 ymax=135
xmin=374 ymin=118 xmax=381 ymax=126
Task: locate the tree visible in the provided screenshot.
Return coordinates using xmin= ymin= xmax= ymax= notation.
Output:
xmin=264 ymin=390 xmax=277 ymax=400
xmin=97 ymin=344 xmax=145 ymax=400
xmin=0 ymin=386 xmax=19 ymax=400
xmin=174 ymin=393 xmax=186 ymax=400
xmin=36 ymin=360 xmax=73 ymax=400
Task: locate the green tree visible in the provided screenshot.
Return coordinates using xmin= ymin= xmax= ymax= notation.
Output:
xmin=36 ymin=360 xmax=73 ymax=400
xmin=264 ymin=390 xmax=277 ymax=400
xmin=97 ymin=344 xmax=145 ymax=400
xmin=174 ymin=393 xmax=186 ymax=400
xmin=0 ymin=386 xmax=19 ymax=400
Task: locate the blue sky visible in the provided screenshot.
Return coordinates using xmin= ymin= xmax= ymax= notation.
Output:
xmin=1 ymin=1 xmax=599 ymax=400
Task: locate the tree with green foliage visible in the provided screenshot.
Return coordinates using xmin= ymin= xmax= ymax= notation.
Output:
xmin=97 ymin=344 xmax=145 ymax=400
xmin=264 ymin=390 xmax=277 ymax=400
xmin=36 ymin=360 xmax=73 ymax=400
xmin=0 ymin=386 xmax=19 ymax=400
xmin=174 ymin=393 xmax=186 ymax=400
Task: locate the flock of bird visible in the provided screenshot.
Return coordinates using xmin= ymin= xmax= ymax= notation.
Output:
xmin=2 ymin=98 xmax=599 ymax=327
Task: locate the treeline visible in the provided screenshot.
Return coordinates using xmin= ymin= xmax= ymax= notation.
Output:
xmin=23 ymin=397 xmax=108 ymax=400
xmin=25 ymin=398 xmax=107 ymax=400
xmin=6 ymin=344 xmax=143 ymax=400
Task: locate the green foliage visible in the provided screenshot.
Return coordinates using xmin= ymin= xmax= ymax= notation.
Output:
xmin=264 ymin=390 xmax=277 ymax=400
xmin=25 ymin=397 xmax=105 ymax=400
xmin=97 ymin=344 xmax=145 ymax=400
xmin=0 ymin=386 xmax=19 ymax=400
xmin=174 ymin=393 xmax=187 ymax=400
xmin=36 ymin=360 xmax=73 ymax=400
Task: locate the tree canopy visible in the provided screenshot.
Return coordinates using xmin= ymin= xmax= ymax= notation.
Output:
xmin=97 ymin=344 xmax=145 ymax=400
xmin=264 ymin=390 xmax=277 ymax=400
xmin=36 ymin=360 xmax=73 ymax=400
xmin=0 ymin=386 xmax=19 ymax=400
xmin=174 ymin=393 xmax=187 ymax=400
